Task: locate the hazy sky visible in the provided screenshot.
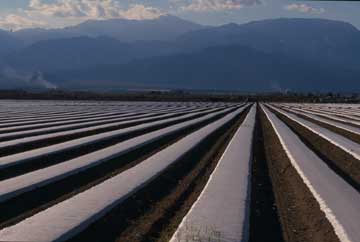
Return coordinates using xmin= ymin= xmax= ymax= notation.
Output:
xmin=0 ymin=0 xmax=359 ymax=30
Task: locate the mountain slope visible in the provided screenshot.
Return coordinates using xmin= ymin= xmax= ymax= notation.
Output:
xmin=2 ymin=17 xmax=360 ymax=91
xmin=176 ymin=18 xmax=360 ymax=70
xmin=8 ymin=18 xmax=360 ymax=73
xmin=49 ymin=45 xmax=360 ymax=92
xmin=0 ymin=30 xmax=23 ymax=55
xmin=6 ymin=36 xmax=181 ymax=72
xmin=12 ymin=15 xmax=205 ymax=45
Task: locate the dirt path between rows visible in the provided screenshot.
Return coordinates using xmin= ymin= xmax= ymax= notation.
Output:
xmin=272 ymin=107 xmax=360 ymax=192
xmin=0 ymin=109 xmax=234 ymax=229
xmin=0 ymin=107 xmax=234 ymax=181
xmin=249 ymin=106 xmax=284 ymax=242
xmin=260 ymin=107 xmax=340 ymax=242
xmin=67 ymin=107 xmax=250 ymax=242
xmin=282 ymin=107 xmax=360 ymax=144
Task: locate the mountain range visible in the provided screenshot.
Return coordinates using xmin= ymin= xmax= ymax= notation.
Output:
xmin=0 ymin=15 xmax=359 ymax=92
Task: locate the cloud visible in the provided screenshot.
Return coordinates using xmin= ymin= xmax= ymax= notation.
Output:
xmin=0 ymin=0 xmax=164 ymax=30
xmin=180 ymin=0 xmax=260 ymax=12
xmin=28 ymin=0 xmax=123 ymax=19
xmin=0 ymin=14 xmax=46 ymax=30
xmin=27 ymin=0 xmax=164 ymax=19
xmin=284 ymin=4 xmax=325 ymax=14
xmin=121 ymin=4 xmax=165 ymax=20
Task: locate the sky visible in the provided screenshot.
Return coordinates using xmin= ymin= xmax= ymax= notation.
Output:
xmin=0 ymin=0 xmax=359 ymax=30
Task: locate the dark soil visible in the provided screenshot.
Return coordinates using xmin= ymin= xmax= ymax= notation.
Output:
xmin=249 ymin=106 xmax=284 ymax=242
xmin=282 ymin=107 xmax=360 ymax=144
xmin=300 ymin=109 xmax=360 ymax=129
xmin=0 ymin=109 xmax=203 ymax=156
xmin=0 ymin=104 xmax=349 ymax=242
xmin=66 ymin=107 xmax=249 ymax=242
xmin=0 ymin=107 xmax=234 ymax=181
xmin=271 ymin=107 xmax=360 ymax=192
xmin=0 ymin=108 xmax=236 ymax=229
xmin=0 ymin=112 xmax=144 ymax=135
xmin=0 ymin=111 xmax=128 ymax=129
xmin=260 ymin=107 xmax=340 ymax=242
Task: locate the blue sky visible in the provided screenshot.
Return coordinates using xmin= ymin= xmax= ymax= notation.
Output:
xmin=0 ymin=0 xmax=359 ymax=30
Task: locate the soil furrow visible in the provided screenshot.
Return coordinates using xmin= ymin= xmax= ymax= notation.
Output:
xmin=0 ymin=108 xmax=237 ymax=229
xmin=0 ymin=108 xmax=233 ymax=181
xmin=282 ymin=107 xmax=360 ymax=144
xmin=65 ymin=107 xmax=249 ymax=242
xmin=248 ymin=105 xmax=284 ymax=242
xmin=260 ymin=107 xmax=340 ymax=242
xmin=299 ymin=110 xmax=360 ymax=129
xmin=271 ymin=107 xmax=360 ymax=192
xmin=0 ymin=109 xmax=213 ymax=157
xmin=0 ymin=112 xmax=147 ymax=136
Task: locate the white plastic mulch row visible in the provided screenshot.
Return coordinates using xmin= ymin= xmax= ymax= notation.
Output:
xmin=0 ymin=110 xmax=113 ymax=124
xmin=170 ymin=104 xmax=256 ymax=242
xmin=279 ymin=103 xmax=360 ymax=115
xmin=286 ymin=107 xmax=360 ymax=126
xmin=0 ymin=112 xmax=154 ymax=140
xmin=0 ymin=105 xmax=247 ymax=204
xmin=0 ymin=104 xmax=247 ymax=242
xmin=0 ymin=104 xmax=159 ymax=120
xmin=0 ymin=106 xmax=213 ymax=147
xmin=300 ymin=107 xmax=360 ymax=122
xmin=0 ymin=103 xmax=229 ymax=127
xmin=0 ymin=102 xmax=227 ymax=121
xmin=295 ymin=105 xmax=360 ymax=117
xmin=0 ymin=105 xmax=196 ymax=132
xmin=314 ymin=109 xmax=360 ymax=120
xmin=268 ymin=105 xmax=360 ymax=160
xmin=0 ymin=104 xmax=161 ymax=123
xmin=281 ymin=104 xmax=360 ymax=120
xmin=0 ymin=109 xmax=107 ymax=122
xmin=277 ymin=105 xmax=360 ymax=136
xmin=0 ymin=106 xmax=235 ymax=170
xmin=0 ymin=109 xmax=132 ymax=126
xmin=262 ymin=105 xmax=360 ymax=242
xmin=0 ymin=112 xmax=137 ymax=132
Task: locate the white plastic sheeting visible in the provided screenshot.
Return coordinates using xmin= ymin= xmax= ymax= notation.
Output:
xmin=170 ymin=104 xmax=256 ymax=242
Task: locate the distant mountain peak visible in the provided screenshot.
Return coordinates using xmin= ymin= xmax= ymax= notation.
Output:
xmin=242 ymin=17 xmax=359 ymax=31
xmin=11 ymin=15 xmax=204 ymax=45
xmin=1 ymin=17 xmax=360 ymax=91
xmin=222 ymin=23 xmax=240 ymax=28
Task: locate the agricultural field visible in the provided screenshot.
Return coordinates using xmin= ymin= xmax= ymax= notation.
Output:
xmin=0 ymin=100 xmax=359 ymax=242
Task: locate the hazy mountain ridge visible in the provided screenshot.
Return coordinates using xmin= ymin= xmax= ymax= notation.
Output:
xmin=6 ymin=36 xmax=182 ymax=72
xmin=0 ymin=30 xmax=24 ymax=55
xmin=11 ymin=15 xmax=205 ymax=45
xmin=176 ymin=18 xmax=360 ymax=70
xmin=49 ymin=45 xmax=360 ymax=92
xmin=0 ymin=16 xmax=359 ymax=91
